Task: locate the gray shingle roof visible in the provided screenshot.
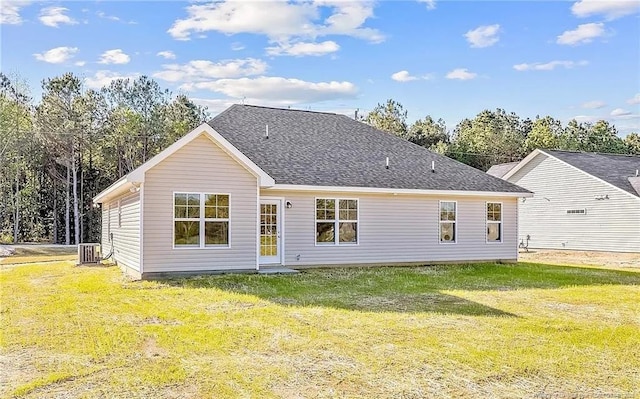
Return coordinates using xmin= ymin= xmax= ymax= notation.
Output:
xmin=486 ymin=162 xmax=519 ymax=178
xmin=208 ymin=105 xmax=529 ymax=194
xmin=544 ymin=150 xmax=640 ymax=197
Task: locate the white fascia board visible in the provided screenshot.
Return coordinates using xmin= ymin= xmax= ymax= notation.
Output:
xmin=93 ymin=176 xmax=135 ymax=204
xmin=265 ymin=184 xmax=533 ymax=198
xmin=501 ymin=149 xmax=542 ymax=181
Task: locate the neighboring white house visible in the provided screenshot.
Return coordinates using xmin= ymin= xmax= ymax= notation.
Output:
xmin=488 ymin=149 xmax=640 ymax=253
xmin=94 ymin=105 xmax=531 ymax=279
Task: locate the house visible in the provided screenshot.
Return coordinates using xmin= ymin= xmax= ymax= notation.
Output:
xmin=93 ymin=105 xmax=531 ymax=279
xmin=488 ymin=149 xmax=640 ymax=253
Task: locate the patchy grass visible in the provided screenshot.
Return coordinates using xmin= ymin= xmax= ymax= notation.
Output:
xmin=1 ymin=260 xmax=639 ymax=398
xmin=0 ymin=246 xmax=76 ymax=266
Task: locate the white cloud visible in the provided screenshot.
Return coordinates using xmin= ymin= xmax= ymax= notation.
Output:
xmin=390 ymin=70 xmax=420 ymax=82
xmin=191 ymin=98 xmax=237 ymax=114
xmin=581 ymin=100 xmax=606 ymax=109
xmin=627 ymin=93 xmax=640 ymax=105
xmin=571 ymin=0 xmax=640 ymax=20
xmin=1 ymin=0 xmax=31 ymax=25
xmin=611 ymin=108 xmax=632 ymax=117
xmin=39 ymin=6 xmax=77 ymax=27
xmin=97 ymin=11 xmax=120 ymax=22
xmin=181 ymin=76 xmax=358 ymax=104
xmin=417 ymin=0 xmax=436 ymax=10
xmin=154 ymin=58 xmax=268 ymax=82
xmin=445 ymin=68 xmax=477 ymax=80
xmin=557 ymin=23 xmax=606 ymax=45
xmin=572 ymin=115 xmax=600 ymax=124
xmin=231 ymin=42 xmax=245 ymax=51
xmin=464 ymin=24 xmax=500 ymax=48
xmin=266 ymin=40 xmax=340 ymax=56
xmin=98 ymin=49 xmax=131 ymax=65
xmin=96 ymin=11 xmax=135 ymax=24
xmin=157 ymin=50 xmax=176 ymax=60
xmin=513 ymin=60 xmax=588 ymax=71
xmin=75 ymin=60 xmax=86 ymax=67
xmin=84 ymin=71 xmax=140 ymax=89
xmin=168 ymin=1 xmax=384 ymax=44
xmin=33 ymin=46 xmax=78 ymax=64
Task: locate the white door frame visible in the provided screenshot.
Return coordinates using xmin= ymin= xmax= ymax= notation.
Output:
xmin=259 ymin=197 xmax=284 ymax=266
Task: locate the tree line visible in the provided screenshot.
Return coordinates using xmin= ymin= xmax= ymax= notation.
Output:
xmin=1 ymin=77 xmax=638 ymax=245
xmin=0 ymin=72 xmax=208 ymax=245
xmin=364 ymin=99 xmax=640 ymax=171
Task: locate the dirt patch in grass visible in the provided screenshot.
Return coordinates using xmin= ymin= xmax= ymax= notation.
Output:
xmin=520 ymin=249 xmax=640 ymax=270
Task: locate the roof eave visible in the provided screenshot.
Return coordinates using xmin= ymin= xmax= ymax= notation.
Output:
xmin=264 ymin=184 xmax=533 ymax=197
xmin=93 ymin=176 xmax=140 ymax=204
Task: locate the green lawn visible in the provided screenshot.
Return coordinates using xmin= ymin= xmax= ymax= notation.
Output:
xmin=1 ymin=260 xmax=639 ymax=398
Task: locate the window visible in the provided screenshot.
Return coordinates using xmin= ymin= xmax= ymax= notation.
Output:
xmin=174 ymin=193 xmax=229 ymax=248
xmin=486 ymin=202 xmax=502 ymax=242
xmin=316 ymin=198 xmax=358 ymax=245
xmin=439 ymin=201 xmax=456 ymax=243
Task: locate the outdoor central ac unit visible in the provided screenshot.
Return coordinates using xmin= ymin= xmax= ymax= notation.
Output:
xmin=78 ymin=243 xmax=101 ymax=265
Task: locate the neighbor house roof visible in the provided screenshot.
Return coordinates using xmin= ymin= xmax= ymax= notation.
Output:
xmin=208 ymin=105 xmax=530 ymax=194
xmin=502 ymin=149 xmax=640 ymax=198
xmin=486 ymin=162 xmax=519 ymax=178
xmin=545 ymin=150 xmax=640 ymax=197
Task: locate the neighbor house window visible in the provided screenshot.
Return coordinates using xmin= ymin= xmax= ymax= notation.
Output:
xmin=316 ymin=198 xmax=358 ymax=245
xmin=439 ymin=201 xmax=456 ymax=243
xmin=174 ymin=193 xmax=229 ymax=248
xmin=486 ymin=202 xmax=502 ymax=242
xmin=567 ymin=209 xmax=586 ymax=214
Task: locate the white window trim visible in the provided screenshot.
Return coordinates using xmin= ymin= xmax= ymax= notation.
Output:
xmin=172 ymin=192 xmax=231 ymax=250
xmin=438 ymin=200 xmax=457 ymax=244
xmin=314 ymin=197 xmax=360 ymax=246
xmin=486 ymin=201 xmax=503 ymax=244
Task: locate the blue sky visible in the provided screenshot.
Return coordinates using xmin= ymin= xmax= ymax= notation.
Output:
xmin=1 ymin=0 xmax=639 ymax=135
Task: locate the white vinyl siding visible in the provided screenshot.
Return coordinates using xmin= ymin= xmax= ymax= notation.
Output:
xmin=101 ymin=205 xmax=112 ymax=252
xmin=143 ymin=133 xmax=258 ymax=273
xmin=271 ymin=190 xmax=518 ymax=267
xmin=509 ymin=153 xmax=640 ymax=252
xmin=102 ymin=192 xmax=141 ymax=272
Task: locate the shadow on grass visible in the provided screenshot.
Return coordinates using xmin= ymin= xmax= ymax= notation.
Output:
xmin=161 ymin=262 xmax=640 ymax=316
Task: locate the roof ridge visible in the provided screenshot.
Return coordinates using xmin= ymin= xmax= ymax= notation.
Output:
xmin=233 ymin=103 xmax=339 ymax=116
xmin=545 ymin=149 xmax=640 ymax=158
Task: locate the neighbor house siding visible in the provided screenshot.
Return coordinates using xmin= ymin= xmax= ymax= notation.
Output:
xmin=103 ymin=192 xmax=141 ymax=272
xmin=267 ymin=190 xmax=518 ymax=267
xmin=143 ymin=134 xmax=258 ymax=273
xmin=509 ymin=154 xmax=640 ymax=252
